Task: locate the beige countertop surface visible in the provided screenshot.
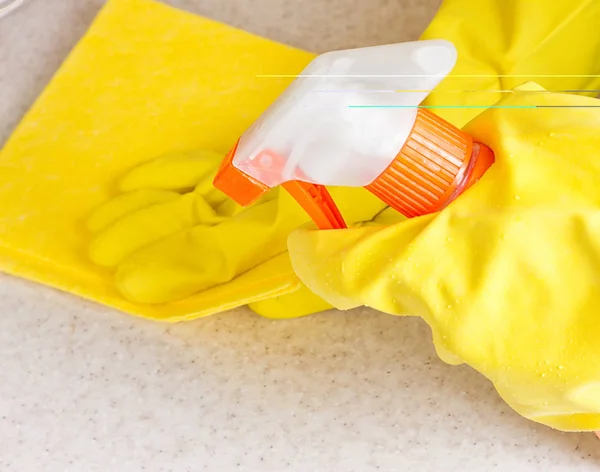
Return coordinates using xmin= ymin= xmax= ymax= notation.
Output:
xmin=1 ymin=1 xmax=600 ymax=470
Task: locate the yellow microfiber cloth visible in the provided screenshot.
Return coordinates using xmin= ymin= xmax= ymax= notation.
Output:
xmin=0 ymin=0 xmax=318 ymax=320
xmin=0 ymin=0 xmax=384 ymax=320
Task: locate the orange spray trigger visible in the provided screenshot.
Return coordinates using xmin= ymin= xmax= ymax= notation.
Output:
xmin=282 ymin=181 xmax=347 ymax=230
xmin=213 ymin=142 xmax=347 ymax=229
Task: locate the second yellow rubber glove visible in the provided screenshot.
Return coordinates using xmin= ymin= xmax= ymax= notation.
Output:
xmin=88 ymin=150 xmax=385 ymax=305
xmin=288 ymin=85 xmax=600 ymax=432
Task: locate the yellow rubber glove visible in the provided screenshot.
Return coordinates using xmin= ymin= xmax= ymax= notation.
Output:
xmin=256 ymin=0 xmax=600 ymax=318
xmin=87 ymin=150 xmax=247 ymax=268
xmin=256 ymin=0 xmax=600 ymax=319
xmin=87 ymin=149 xmax=385 ymax=306
xmin=288 ymin=84 xmax=600 ymax=432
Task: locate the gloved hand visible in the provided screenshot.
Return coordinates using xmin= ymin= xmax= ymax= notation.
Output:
xmin=87 ymin=149 xmax=386 ymax=306
xmin=288 ymin=84 xmax=600 ymax=432
xmin=88 ymin=149 xmax=248 ymax=268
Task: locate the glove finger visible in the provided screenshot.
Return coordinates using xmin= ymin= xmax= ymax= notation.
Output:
xmin=119 ymin=149 xmax=223 ymax=193
xmin=114 ymin=195 xmax=306 ymax=304
xmin=111 ymin=187 xmax=384 ymax=305
xmin=115 ymin=227 xmax=230 ymax=303
xmin=87 ymin=189 xmax=180 ymax=234
xmin=89 ymin=193 xmax=198 ymax=268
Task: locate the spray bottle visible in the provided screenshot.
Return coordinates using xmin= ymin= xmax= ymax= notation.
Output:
xmin=214 ymin=40 xmax=494 ymax=229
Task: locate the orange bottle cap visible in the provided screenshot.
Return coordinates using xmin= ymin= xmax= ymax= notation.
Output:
xmin=365 ymin=109 xmax=494 ymax=218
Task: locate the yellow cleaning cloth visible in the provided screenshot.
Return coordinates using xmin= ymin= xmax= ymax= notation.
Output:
xmin=0 ymin=0 xmax=384 ymax=320
xmin=289 ymin=83 xmax=600 ymax=431
xmin=0 ymin=0 xmax=322 ymax=321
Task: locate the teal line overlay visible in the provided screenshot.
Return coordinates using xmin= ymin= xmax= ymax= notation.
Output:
xmin=347 ymin=105 xmax=600 ymax=109
xmin=347 ymin=105 xmax=537 ymax=109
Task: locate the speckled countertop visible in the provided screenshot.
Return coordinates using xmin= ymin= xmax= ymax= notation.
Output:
xmin=1 ymin=1 xmax=600 ymax=471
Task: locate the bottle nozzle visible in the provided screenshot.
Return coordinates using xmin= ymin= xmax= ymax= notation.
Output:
xmin=365 ymin=109 xmax=494 ymax=218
